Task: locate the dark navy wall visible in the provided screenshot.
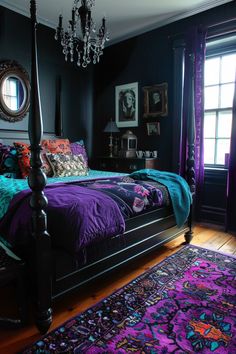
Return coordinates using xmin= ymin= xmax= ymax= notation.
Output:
xmin=94 ymin=33 xmax=173 ymax=170
xmin=0 ymin=6 xmax=94 ymax=155
xmin=0 ymin=6 xmax=31 ymax=131
xmin=94 ymin=1 xmax=236 ymax=171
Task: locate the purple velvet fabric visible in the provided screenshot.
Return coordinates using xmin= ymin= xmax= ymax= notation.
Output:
xmin=226 ymin=77 xmax=236 ymax=231
xmin=0 ymin=182 xmax=125 ymax=253
xmin=182 ymin=26 xmax=206 ymax=217
xmin=193 ymin=27 xmax=207 ymax=217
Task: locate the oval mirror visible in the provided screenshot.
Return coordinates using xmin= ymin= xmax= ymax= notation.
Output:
xmin=0 ymin=60 xmax=30 ymax=122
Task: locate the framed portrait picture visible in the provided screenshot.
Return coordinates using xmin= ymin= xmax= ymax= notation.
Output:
xmin=143 ymin=83 xmax=168 ymax=117
xmin=115 ymin=82 xmax=138 ymax=127
xmin=147 ymin=122 xmax=160 ymax=136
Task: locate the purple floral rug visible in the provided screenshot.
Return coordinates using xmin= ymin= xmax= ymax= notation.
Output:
xmin=23 ymin=245 xmax=236 ymax=353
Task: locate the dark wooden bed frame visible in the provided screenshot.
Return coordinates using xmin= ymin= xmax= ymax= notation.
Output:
xmin=9 ymin=0 xmax=195 ymax=333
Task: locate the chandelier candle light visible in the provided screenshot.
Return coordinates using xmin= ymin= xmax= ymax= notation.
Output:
xmin=55 ymin=0 xmax=109 ymax=68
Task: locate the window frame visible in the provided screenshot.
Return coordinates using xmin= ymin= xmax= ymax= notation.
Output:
xmin=204 ymin=34 xmax=236 ymax=169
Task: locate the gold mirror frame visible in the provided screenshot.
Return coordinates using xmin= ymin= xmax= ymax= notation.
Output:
xmin=0 ymin=60 xmax=30 ymax=122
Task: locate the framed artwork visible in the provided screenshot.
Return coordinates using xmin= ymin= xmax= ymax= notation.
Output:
xmin=147 ymin=122 xmax=160 ymax=136
xmin=143 ymin=83 xmax=168 ymax=117
xmin=115 ymin=82 xmax=138 ymax=127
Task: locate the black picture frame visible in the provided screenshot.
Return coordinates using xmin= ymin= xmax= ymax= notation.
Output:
xmin=115 ymin=82 xmax=138 ymax=127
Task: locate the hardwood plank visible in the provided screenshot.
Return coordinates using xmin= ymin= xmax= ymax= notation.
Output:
xmin=193 ymin=225 xmax=227 ymax=246
xmin=0 ymin=224 xmax=235 ymax=354
xmin=219 ymin=236 xmax=236 ymax=255
xmin=201 ymin=232 xmax=231 ymax=250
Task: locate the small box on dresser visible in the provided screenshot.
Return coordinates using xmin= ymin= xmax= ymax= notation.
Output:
xmin=91 ymin=157 xmax=159 ymax=173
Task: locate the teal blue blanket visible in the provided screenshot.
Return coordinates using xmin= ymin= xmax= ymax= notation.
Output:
xmin=130 ymin=169 xmax=192 ymax=227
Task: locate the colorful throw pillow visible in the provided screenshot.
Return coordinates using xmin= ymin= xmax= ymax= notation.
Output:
xmin=41 ymin=139 xmax=71 ymax=155
xmin=70 ymin=140 xmax=88 ymax=167
xmin=13 ymin=142 xmax=30 ymax=179
xmin=46 ymin=153 xmax=88 ymax=177
xmin=0 ymin=143 xmax=20 ymax=178
xmin=14 ymin=142 xmax=53 ymax=179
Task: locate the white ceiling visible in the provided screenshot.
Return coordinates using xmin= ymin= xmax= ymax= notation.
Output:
xmin=0 ymin=0 xmax=233 ymax=45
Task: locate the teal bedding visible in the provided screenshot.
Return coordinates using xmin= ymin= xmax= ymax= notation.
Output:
xmin=130 ymin=169 xmax=192 ymax=227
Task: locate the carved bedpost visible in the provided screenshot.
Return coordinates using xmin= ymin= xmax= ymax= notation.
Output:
xmin=184 ymin=53 xmax=195 ymax=244
xmin=28 ymin=0 xmax=52 ymax=333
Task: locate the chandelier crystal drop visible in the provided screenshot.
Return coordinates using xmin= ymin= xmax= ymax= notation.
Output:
xmin=55 ymin=0 xmax=109 ymax=68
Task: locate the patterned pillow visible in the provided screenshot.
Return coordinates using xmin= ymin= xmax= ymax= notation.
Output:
xmin=46 ymin=153 xmax=88 ymax=177
xmin=14 ymin=142 xmax=53 ymax=179
xmin=0 ymin=143 xmax=20 ymax=178
xmin=70 ymin=140 xmax=88 ymax=167
xmin=41 ymin=139 xmax=71 ymax=155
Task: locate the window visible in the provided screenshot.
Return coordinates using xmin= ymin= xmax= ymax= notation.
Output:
xmin=2 ymin=77 xmax=20 ymax=111
xmin=204 ymin=47 xmax=236 ymax=166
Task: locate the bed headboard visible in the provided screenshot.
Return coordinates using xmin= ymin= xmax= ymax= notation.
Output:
xmin=0 ymin=129 xmax=56 ymax=145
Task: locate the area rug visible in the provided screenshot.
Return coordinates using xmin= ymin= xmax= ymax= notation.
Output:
xmin=23 ymin=245 xmax=236 ymax=353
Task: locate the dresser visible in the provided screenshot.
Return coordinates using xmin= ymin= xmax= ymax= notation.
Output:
xmin=91 ymin=156 xmax=159 ymax=173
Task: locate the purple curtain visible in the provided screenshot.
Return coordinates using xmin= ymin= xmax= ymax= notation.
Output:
xmin=181 ymin=26 xmax=207 ymax=218
xmin=226 ymin=77 xmax=236 ymax=232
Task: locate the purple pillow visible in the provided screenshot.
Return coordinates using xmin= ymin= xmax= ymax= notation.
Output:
xmin=70 ymin=140 xmax=88 ymax=167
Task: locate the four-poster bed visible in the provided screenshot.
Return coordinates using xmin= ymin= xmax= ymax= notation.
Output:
xmin=0 ymin=0 xmax=195 ymax=334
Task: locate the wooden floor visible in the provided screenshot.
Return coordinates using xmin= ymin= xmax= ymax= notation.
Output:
xmin=0 ymin=224 xmax=235 ymax=353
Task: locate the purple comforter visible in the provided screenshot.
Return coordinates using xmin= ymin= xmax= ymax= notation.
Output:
xmin=0 ymin=183 xmax=125 ymax=253
xmin=0 ymin=176 xmax=169 ymax=254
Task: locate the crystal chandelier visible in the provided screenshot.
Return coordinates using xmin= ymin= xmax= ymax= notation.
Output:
xmin=55 ymin=0 xmax=109 ymax=68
